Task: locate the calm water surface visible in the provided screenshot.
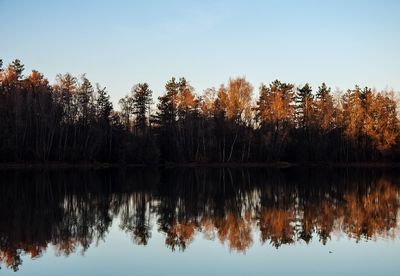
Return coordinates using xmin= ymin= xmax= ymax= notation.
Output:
xmin=0 ymin=168 xmax=399 ymax=275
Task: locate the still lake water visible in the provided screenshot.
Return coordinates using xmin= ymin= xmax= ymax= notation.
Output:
xmin=0 ymin=167 xmax=399 ymax=275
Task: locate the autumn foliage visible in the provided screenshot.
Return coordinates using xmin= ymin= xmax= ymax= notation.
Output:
xmin=1 ymin=58 xmax=399 ymax=164
xmin=0 ymin=168 xmax=398 ymax=270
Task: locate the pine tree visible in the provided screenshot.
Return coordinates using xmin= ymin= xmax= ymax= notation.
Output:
xmin=295 ymin=83 xmax=314 ymax=129
xmin=156 ymin=77 xmax=179 ymax=127
xmin=256 ymin=80 xmax=295 ymax=160
xmin=55 ymin=73 xmax=77 ymax=124
xmin=77 ymin=75 xmax=95 ymax=125
xmin=132 ymin=83 xmax=153 ymax=131
xmin=10 ymin=59 xmax=24 ymax=79
xmin=95 ymin=84 xmax=113 ymax=123
xmin=342 ymin=86 xmax=364 ymax=139
xmin=315 ymin=83 xmax=334 ymax=132
xmin=257 ymin=80 xmax=295 ymax=127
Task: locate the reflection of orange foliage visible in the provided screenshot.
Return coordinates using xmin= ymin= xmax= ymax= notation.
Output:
xmin=0 ymin=243 xmax=46 ymax=271
xmin=1 ymin=249 xmax=20 ymax=270
xmin=165 ymin=220 xmax=196 ymax=251
xmin=216 ymin=212 xmax=253 ymax=252
xmin=194 ymin=179 xmax=399 ymax=251
xmin=314 ymin=201 xmax=335 ymax=244
xmin=171 ymin=222 xmax=196 ymax=242
xmin=200 ymin=216 xmax=216 ymax=240
xmin=259 ymin=208 xmax=294 ymax=247
xmin=53 ymin=239 xmax=77 ymax=256
xmin=343 ymin=180 xmax=398 ymax=240
xmin=24 ymin=244 xmax=45 ymax=259
xmin=0 ymin=176 xmax=399 ymax=272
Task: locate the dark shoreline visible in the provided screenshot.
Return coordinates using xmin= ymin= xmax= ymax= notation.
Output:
xmin=1 ymin=161 xmax=400 ymax=170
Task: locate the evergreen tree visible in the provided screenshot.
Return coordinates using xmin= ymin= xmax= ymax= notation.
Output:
xmin=295 ymin=83 xmax=314 ymax=129
xmin=256 ymin=80 xmax=295 ymax=160
xmin=315 ymin=83 xmax=334 ymax=131
xmin=0 ymin=58 xmax=399 ymax=164
xmin=95 ymin=84 xmax=113 ymax=123
xmin=132 ymin=83 xmax=153 ymax=131
xmin=77 ymin=75 xmax=95 ymax=125
xmin=10 ymin=59 xmax=24 ymax=79
xmin=342 ymin=86 xmax=364 ymax=139
xmin=156 ymin=77 xmax=179 ymax=127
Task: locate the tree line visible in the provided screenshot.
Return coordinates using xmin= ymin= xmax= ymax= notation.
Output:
xmin=1 ymin=58 xmax=399 ymax=164
xmin=0 ymin=168 xmax=398 ymax=270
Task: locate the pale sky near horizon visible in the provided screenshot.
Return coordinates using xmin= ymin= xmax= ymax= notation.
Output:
xmin=1 ymin=0 xmax=399 ymax=105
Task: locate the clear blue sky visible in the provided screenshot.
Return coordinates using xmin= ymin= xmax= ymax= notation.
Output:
xmin=1 ymin=0 xmax=399 ymax=104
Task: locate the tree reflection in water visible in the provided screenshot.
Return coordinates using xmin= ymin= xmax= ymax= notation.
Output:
xmin=0 ymin=168 xmax=399 ymax=270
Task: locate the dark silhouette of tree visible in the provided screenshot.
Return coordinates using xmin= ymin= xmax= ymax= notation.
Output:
xmin=10 ymin=59 xmax=24 ymax=79
xmin=315 ymin=83 xmax=334 ymax=132
xmin=119 ymin=94 xmax=134 ymax=131
xmin=132 ymin=83 xmax=153 ymax=132
xmin=95 ymin=84 xmax=113 ymax=123
xmin=256 ymin=80 xmax=295 ymax=160
xmin=94 ymin=84 xmax=113 ymax=160
xmin=293 ymin=83 xmax=315 ymax=160
xmin=214 ymin=78 xmax=253 ymax=162
xmin=313 ymin=83 xmax=336 ymax=160
xmin=0 ymin=58 xmax=399 ymax=164
xmin=119 ymin=82 xmax=159 ymax=163
xmin=156 ymin=77 xmax=179 ymax=128
xmin=0 ymin=167 xmax=399 ymax=270
xmin=75 ymin=75 xmax=96 ymax=159
xmin=295 ymin=83 xmax=314 ymax=129
xmin=155 ymin=77 xmax=183 ymax=161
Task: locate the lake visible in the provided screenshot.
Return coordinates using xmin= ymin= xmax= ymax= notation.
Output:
xmin=0 ymin=167 xmax=399 ymax=275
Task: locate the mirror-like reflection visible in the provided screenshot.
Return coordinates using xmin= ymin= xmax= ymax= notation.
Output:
xmin=0 ymin=168 xmax=399 ymax=271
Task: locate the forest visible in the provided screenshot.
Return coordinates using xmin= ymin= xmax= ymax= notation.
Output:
xmin=1 ymin=58 xmax=399 ymax=164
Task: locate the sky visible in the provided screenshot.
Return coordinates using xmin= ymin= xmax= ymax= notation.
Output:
xmin=1 ymin=0 xmax=399 ymax=105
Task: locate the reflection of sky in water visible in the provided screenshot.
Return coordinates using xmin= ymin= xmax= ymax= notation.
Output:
xmin=1 ymin=168 xmax=400 ymax=275
xmin=2 ymin=216 xmax=399 ymax=276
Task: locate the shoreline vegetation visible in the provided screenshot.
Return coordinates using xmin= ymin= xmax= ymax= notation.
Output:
xmin=1 ymin=161 xmax=400 ymax=170
xmin=1 ymin=58 xmax=400 ymax=165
